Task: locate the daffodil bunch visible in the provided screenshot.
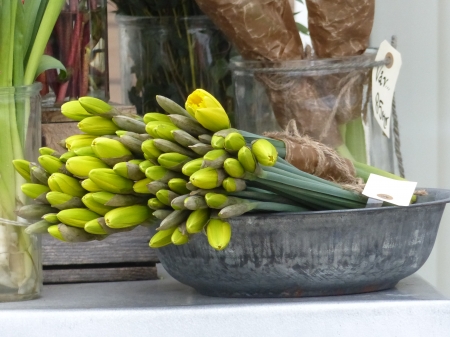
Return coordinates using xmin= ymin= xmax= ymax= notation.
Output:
xmin=14 ymin=89 xmax=390 ymax=251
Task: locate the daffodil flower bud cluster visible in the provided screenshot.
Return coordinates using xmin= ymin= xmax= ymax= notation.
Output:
xmin=14 ymin=90 xmax=324 ymax=254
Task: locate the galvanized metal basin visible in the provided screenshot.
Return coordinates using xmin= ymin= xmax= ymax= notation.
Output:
xmin=155 ymin=188 xmax=450 ymax=298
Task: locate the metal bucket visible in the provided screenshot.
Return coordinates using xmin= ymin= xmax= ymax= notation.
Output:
xmin=155 ymin=188 xmax=450 ymax=297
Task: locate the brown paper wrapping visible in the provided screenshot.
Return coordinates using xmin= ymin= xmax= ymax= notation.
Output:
xmin=306 ymin=0 xmax=375 ymax=58
xmin=194 ymin=0 xmax=304 ymax=61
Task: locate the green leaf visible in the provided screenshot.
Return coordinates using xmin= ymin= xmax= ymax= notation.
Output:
xmin=296 ymin=22 xmax=309 ymax=35
xmin=35 ymin=54 xmax=66 ymax=80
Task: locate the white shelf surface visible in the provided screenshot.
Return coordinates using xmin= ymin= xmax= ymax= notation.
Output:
xmin=1 ymin=266 xmax=450 ymax=337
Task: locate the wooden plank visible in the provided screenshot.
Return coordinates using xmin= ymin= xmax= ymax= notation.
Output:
xmin=43 ymin=265 xmax=158 ymax=284
xmin=43 ymin=226 xmax=159 ymax=265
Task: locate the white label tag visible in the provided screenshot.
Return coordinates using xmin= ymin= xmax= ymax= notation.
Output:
xmin=362 ymin=174 xmax=417 ymax=206
xmin=371 ymin=40 xmax=402 ymax=138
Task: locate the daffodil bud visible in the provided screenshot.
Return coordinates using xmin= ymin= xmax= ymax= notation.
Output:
xmin=152 ymin=209 xmax=173 ymax=220
xmin=21 ymin=183 xmax=50 ymax=201
xmin=84 ymin=218 xmax=108 ymax=235
xmin=168 ymin=114 xmax=209 ymax=136
xmin=118 ymin=135 xmax=145 ymax=156
xmin=49 ymin=223 xmax=100 ymax=242
xmin=185 ymin=89 xmax=230 ymax=131
xmin=114 ymin=161 xmax=146 ymax=181
xmin=74 ymin=146 xmax=98 ymax=157
xmin=156 ymin=95 xmax=194 ymax=119
xmin=198 ymin=134 xmax=212 ymax=144
xmin=158 ymin=153 xmax=192 ymax=172
xmin=79 ymin=97 xmax=117 ymax=117
xmin=104 ymin=205 xmax=152 ymax=229
xmin=46 ymin=191 xmax=84 ymax=210
xmin=38 ymin=155 xmax=67 ymax=174
xmin=154 ymin=123 xmax=180 ymax=142
xmin=157 ymin=210 xmax=190 ymax=231
xmin=171 ymin=129 xmax=201 ymax=147
xmin=181 ymin=158 xmax=204 ymax=176
xmin=171 ymin=223 xmax=189 ymax=245
xmin=143 ymin=112 xmax=171 ymax=124
xmin=39 ymin=147 xmax=61 ymax=158
xmin=78 ymin=116 xmax=120 ymax=136
xmin=91 ymin=137 xmax=133 ymax=166
xmin=224 ymin=132 xmax=246 ymax=153
xmin=141 ymin=139 xmax=163 ymax=160
xmin=218 ymin=203 xmax=256 ymax=219
xmin=48 ymin=224 xmax=66 ymax=241
xmin=25 ymin=220 xmax=53 ymax=235
xmin=204 ymin=193 xmax=229 ymax=209
xmin=16 ymin=204 xmax=58 ymax=221
xmin=111 ymin=116 xmax=145 ymax=134
xmin=12 ymin=159 xmax=31 ymax=181
xmin=59 ymin=151 xmax=77 ymax=163
xmin=222 ymin=177 xmax=246 ymax=192
xmin=184 ymin=195 xmax=208 ymax=210
xmin=81 ymin=178 xmax=103 ymax=192
xmin=56 ymin=208 xmax=101 ymax=228
xmin=42 ymin=213 xmax=59 ymax=224
xmin=237 ymin=146 xmax=257 ymax=173
xmin=147 ymin=181 xmax=169 ymax=195
xmin=31 ymin=165 xmax=50 ymax=185
xmin=48 ymin=173 xmax=86 ymax=197
xmin=206 ymin=219 xmax=231 ymax=250
xmin=63 ymin=134 xmax=97 ymax=150
xmin=186 ymin=208 xmax=210 ymax=234
xmin=148 ymin=197 xmax=168 ymax=210
xmin=145 ymin=166 xmax=181 ymax=183
xmin=82 ymin=193 xmax=115 ymax=215
xmin=188 ymin=143 xmax=214 ymax=156
xmin=223 ymin=158 xmax=245 ymax=178
xmin=211 ymin=135 xmax=225 ymax=149
xmin=202 ymin=149 xmax=230 ymax=169
xmin=156 ymin=189 xmax=179 ymax=206
xmin=89 ymin=168 xmax=135 ymax=194
xmin=133 ymin=178 xmax=153 ymax=194
xmin=61 ymin=100 xmax=92 ymax=121
xmin=168 ymin=178 xmax=190 ymax=195
xmin=149 ymin=227 xmax=177 ymax=248
xmin=171 ymin=194 xmax=189 ymax=210
xmin=153 ymin=139 xmax=197 ymax=158
xmin=139 ymin=160 xmax=156 ymax=173
xmin=189 ymin=167 xmax=226 ymax=189
xmin=92 ymin=191 xmax=146 ymax=207
xmin=251 ymin=139 xmax=278 ymax=166
xmin=66 ymin=156 xmax=109 ymax=178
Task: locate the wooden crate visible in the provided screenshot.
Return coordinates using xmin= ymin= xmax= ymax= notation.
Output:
xmin=41 ymin=104 xmax=160 ymax=284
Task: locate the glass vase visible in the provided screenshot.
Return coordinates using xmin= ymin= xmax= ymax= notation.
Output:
xmin=116 ymin=15 xmax=233 ymax=115
xmin=0 ymin=83 xmax=43 ymax=301
xmin=230 ymin=52 xmax=396 ymax=173
xmin=42 ymin=0 xmax=109 ymax=105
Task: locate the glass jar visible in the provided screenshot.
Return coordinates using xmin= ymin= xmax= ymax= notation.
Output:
xmin=116 ymin=15 xmax=233 ymax=115
xmin=230 ymin=52 xmax=396 ymax=173
xmin=43 ymin=0 xmax=109 ymax=105
xmin=0 ymin=83 xmax=43 ymax=301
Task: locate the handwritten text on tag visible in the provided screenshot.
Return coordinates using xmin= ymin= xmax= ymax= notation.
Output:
xmin=371 ymin=40 xmax=402 ymax=138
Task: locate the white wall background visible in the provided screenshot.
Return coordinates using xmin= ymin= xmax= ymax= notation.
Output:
xmin=296 ymin=0 xmax=450 ymax=295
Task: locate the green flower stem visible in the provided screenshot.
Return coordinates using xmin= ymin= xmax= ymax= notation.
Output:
xmin=253 ymin=169 xmax=367 ymax=204
xmin=228 ymin=190 xmax=299 ymax=206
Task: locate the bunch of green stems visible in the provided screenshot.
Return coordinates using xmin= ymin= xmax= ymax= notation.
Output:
xmin=0 ymin=0 xmax=65 ymax=294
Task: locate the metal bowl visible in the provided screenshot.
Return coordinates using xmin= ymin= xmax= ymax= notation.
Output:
xmin=155 ymin=188 xmax=450 ymax=298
